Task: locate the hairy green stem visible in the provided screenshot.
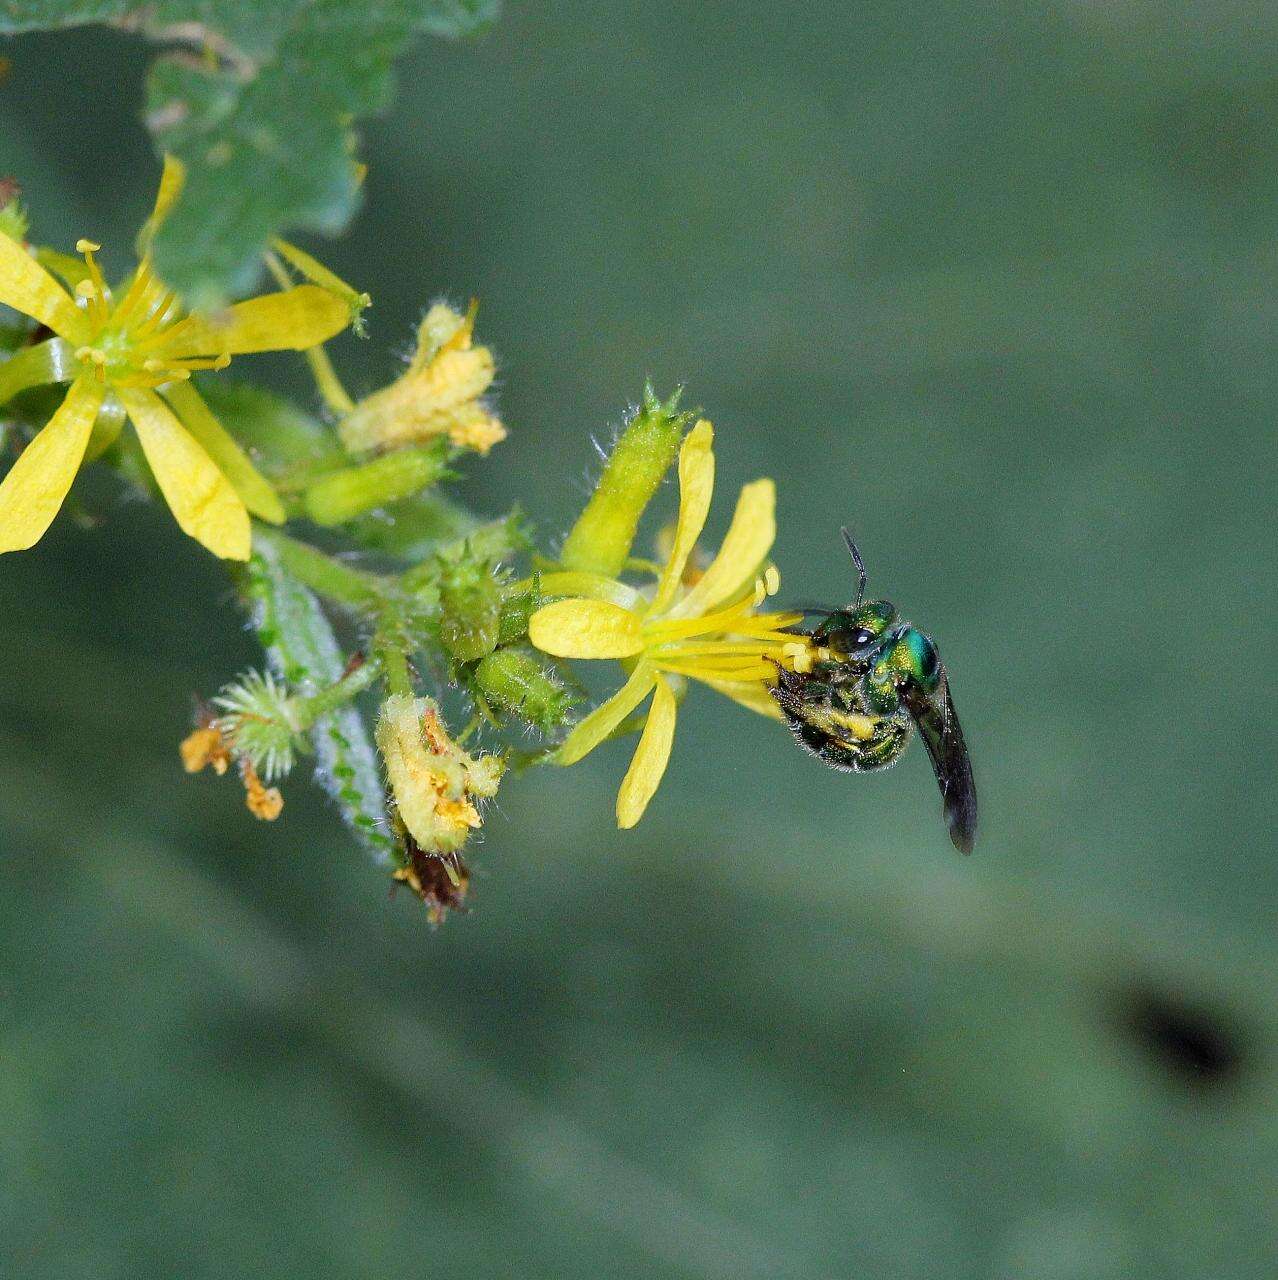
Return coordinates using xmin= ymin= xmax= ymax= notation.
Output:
xmin=295 ymin=656 xmax=382 ymax=729
xmin=378 ymin=644 xmax=414 ymax=697
xmin=252 ymin=525 xmax=388 ymax=611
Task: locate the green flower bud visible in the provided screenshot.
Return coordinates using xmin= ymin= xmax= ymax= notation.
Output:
xmin=559 ymin=383 xmax=690 ymax=576
xmin=497 ymin=577 xmax=540 ymax=644
xmin=473 ymin=646 xmax=576 ymax=732
xmin=439 ymin=559 xmax=503 ymax=662
xmin=302 ymin=442 xmax=451 ymax=526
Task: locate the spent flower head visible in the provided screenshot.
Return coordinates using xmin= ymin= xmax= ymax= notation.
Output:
xmin=180 ymin=709 xmax=285 ymax=822
xmin=338 ymin=300 xmax=506 ymax=457
xmin=530 ymin=418 xmax=803 ymax=827
xmin=375 ymin=693 xmax=504 ymax=856
xmin=0 ymin=157 xmax=354 ymax=558
xmin=213 ymin=669 xmax=309 ymax=782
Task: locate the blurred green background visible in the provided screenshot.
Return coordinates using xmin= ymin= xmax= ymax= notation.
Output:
xmin=3 ymin=4 xmax=1277 ymax=1277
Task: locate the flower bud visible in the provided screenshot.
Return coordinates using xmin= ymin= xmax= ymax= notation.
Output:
xmin=301 ymin=441 xmax=451 ymax=525
xmin=559 ymin=384 xmax=689 ymax=576
xmin=473 ymin=646 xmax=576 ymax=732
xmin=0 ymin=178 xmax=28 ymax=242
xmin=438 ymin=559 xmax=503 ymax=663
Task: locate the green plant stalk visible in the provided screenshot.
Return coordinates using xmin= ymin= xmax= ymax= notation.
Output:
xmin=252 ymin=525 xmax=388 ymax=611
xmin=378 ymin=643 xmax=414 ymax=698
xmin=294 ymin=657 xmax=382 ymax=730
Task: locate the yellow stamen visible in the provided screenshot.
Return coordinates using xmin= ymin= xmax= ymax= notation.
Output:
xmin=75 ymin=238 xmax=109 ymax=325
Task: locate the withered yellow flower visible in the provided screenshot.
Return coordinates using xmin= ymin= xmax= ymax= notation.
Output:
xmin=180 ymin=724 xmax=231 ymax=776
xmin=0 ymin=157 xmax=353 ymax=558
xmin=375 ymin=694 xmax=503 ymax=854
xmin=529 ymin=420 xmax=802 ymax=828
xmin=339 ymin=300 xmax=506 ymax=456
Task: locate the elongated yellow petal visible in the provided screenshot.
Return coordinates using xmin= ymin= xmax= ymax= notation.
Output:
xmin=557 ymin=662 xmax=656 ymax=766
xmin=529 ymin=598 xmax=644 ymax=659
xmin=146 ymin=285 xmax=349 ymax=359
xmin=162 ymin=381 xmax=285 ymax=523
xmin=697 ymin=676 xmax=785 ymax=720
xmin=616 ymin=674 xmax=677 ymax=828
xmin=271 ymin=238 xmax=369 ymax=323
xmin=534 ymin=570 xmax=644 ymax=610
xmin=669 ymin=478 xmax=775 ymax=619
xmin=118 ymin=388 xmax=250 ymax=560
xmin=649 ymin=419 xmax=714 ymax=614
xmin=0 ymin=378 xmax=104 ymax=552
xmin=0 ymin=233 xmax=89 ymax=343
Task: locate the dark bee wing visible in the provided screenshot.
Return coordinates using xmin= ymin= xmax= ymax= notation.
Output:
xmin=901 ymin=675 xmax=977 ymax=855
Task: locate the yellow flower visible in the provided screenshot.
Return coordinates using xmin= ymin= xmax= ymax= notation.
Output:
xmin=338 ymin=300 xmax=506 ymax=456
xmin=0 ymin=157 xmax=352 ymax=558
xmin=528 ymin=419 xmax=802 ymax=828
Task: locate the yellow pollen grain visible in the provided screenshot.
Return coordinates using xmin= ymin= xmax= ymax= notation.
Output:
xmin=438 ymin=797 xmax=482 ymax=830
xmin=763 ymin=564 xmax=780 ymax=595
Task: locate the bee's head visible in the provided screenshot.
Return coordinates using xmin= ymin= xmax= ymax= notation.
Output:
xmin=819 ymin=599 xmax=897 ymax=657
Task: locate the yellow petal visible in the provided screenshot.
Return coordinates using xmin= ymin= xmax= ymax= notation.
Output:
xmin=270 ymin=238 xmax=369 ymax=323
xmin=535 ymin=570 xmax=644 ymax=610
xmin=137 ymin=154 xmax=186 ymax=251
xmin=650 ymin=419 xmax=714 ymax=614
xmin=669 ymin=478 xmax=775 ymax=619
xmin=0 ymin=378 xmax=104 ymax=552
xmin=557 ymin=662 xmax=657 ymax=766
xmin=146 ymin=285 xmax=349 ymax=359
xmin=528 ymin=598 xmax=644 ymax=659
xmin=118 ymin=388 xmax=250 ymax=560
xmin=162 ymin=381 xmax=285 ymax=523
xmin=616 ymin=674 xmax=677 ymax=828
xmin=0 ymin=233 xmax=89 ymax=343
xmin=697 ymin=676 xmax=785 ymax=720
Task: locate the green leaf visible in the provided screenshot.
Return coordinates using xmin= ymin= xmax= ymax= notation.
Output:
xmin=0 ymin=0 xmax=499 ymax=305
xmin=244 ymin=539 xmax=395 ymax=863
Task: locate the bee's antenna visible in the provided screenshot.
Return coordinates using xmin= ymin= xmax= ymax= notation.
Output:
xmin=840 ymin=526 xmax=867 ymax=608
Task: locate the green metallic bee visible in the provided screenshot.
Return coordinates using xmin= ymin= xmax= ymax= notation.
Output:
xmin=770 ymin=530 xmax=977 ymax=854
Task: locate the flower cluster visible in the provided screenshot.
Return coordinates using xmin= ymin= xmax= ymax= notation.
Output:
xmin=1 ymin=161 xmax=807 ymax=918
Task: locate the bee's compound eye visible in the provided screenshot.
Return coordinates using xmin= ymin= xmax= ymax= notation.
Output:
xmin=851 ymin=628 xmax=876 ymax=647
